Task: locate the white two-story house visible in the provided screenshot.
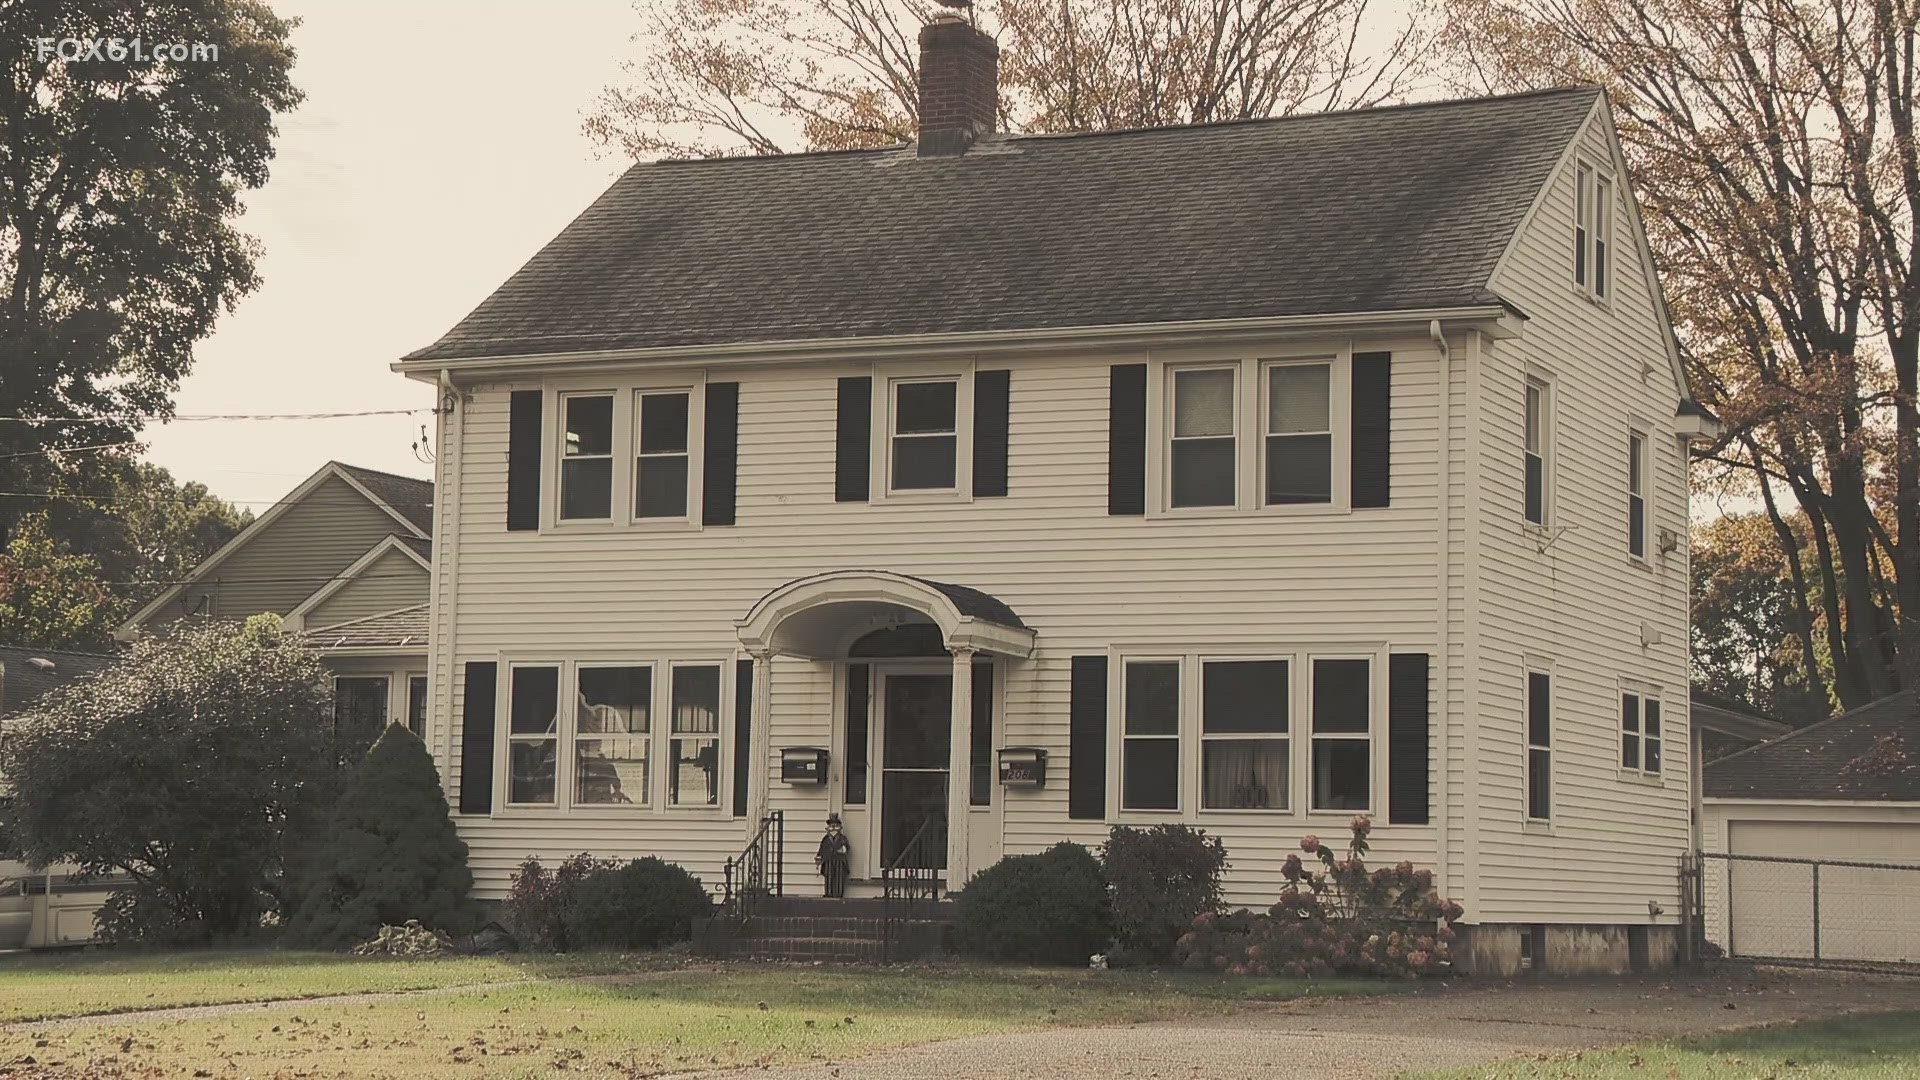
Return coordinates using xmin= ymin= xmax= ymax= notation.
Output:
xmin=396 ymin=14 xmax=1713 ymax=975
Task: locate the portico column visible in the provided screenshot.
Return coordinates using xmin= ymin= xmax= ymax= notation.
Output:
xmin=748 ymin=650 xmax=774 ymax=825
xmin=946 ymin=646 xmax=976 ymax=888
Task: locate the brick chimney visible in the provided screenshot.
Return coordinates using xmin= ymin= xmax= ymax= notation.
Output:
xmin=917 ymin=13 xmax=998 ymax=156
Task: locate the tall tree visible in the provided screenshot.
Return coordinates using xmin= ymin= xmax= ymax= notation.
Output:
xmin=0 ymin=513 xmax=115 ymax=651
xmin=1440 ymin=0 xmax=1920 ymax=709
xmin=586 ymin=0 xmax=1429 ymax=158
xmin=0 ymin=0 xmax=300 ymax=537
xmin=1692 ymin=511 xmax=1833 ymax=724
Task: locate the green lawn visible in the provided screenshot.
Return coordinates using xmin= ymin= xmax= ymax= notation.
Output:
xmin=0 ymin=952 xmax=1395 ymax=1078
xmin=0 ymin=948 xmax=642 ymax=1023
xmin=1414 ymin=1010 xmax=1920 ymax=1078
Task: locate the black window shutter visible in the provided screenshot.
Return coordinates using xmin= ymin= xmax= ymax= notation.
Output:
xmin=1108 ymin=364 xmax=1147 ymax=515
xmin=506 ymin=390 xmax=544 ymax=531
xmin=732 ymin=658 xmax=753 ymax=817
xmin=1387 ymin=652 xmax=1430 ymax=825
xmin=1352 ymin=352 xmax=1392 ymax=508
xmin=835 ymin=376 xmax=872 ymax=502
xmin=973 ymin=369 xmax=1011 ymax=498
xmin=1069 ymin=656 xmax=1109 ymax=819
xmin=458 ymin=661 xmax=498 ymax=815
xmin=703 ymin=382 xmax=740 ymax=526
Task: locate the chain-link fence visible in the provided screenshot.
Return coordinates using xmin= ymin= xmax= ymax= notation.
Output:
xmin=1683 ymin=851 xmax=1920 ymax=972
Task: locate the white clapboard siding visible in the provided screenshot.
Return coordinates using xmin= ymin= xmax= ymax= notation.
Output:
xmin=1469 ymin=102 xmax=1695 ymax=924
xmin=435 ymin=340 xmax=1448 ymax=902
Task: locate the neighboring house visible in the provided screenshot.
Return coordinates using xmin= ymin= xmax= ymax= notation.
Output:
xmin=1700 ymin=690 xmax=1919 ymax=964
xmin=0 ymin=647 xmax=118 ymax=949
xmin=394 ymin=16 xmax=1713 ymax=975
xmin=1690 ymin=690 xmax=1794 ymax=762
xmin=115 ymin=460 xmax=435 ymax=746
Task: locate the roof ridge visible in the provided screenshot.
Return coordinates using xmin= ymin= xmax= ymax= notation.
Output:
xmin=642 ymin=85 xmax=1603 ymax=167
xmin=332 ymin=461 xmax=434 ymax=489
xmin=1706 ymin=688 xmax=1916 ymax=769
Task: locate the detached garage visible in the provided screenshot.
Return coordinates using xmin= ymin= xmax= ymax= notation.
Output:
xmin=1700 ymin=691 xmax=1920 ymax=967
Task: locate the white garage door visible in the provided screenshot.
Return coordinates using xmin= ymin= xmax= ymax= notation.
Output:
xmin=1727 ymin=819 xmax=1920 ymax=964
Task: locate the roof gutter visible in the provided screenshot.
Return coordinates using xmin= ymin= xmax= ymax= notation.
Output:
xmin=392 ymin=305 xmax=1525 ymax=380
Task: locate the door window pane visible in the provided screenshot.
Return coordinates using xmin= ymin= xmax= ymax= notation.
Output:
xmin=576 ymin=666 xmax=651 ymax=806
xmin=670 ymin=665 xmax=721 ymax=807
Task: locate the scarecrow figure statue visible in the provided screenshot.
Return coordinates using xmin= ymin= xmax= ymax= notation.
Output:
xmin=816 ymin=813 xmax=852 ymax=898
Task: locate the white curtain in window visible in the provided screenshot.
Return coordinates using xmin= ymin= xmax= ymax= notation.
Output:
xmin=1267 ymin=365 xmax=1330 ymax=433
xmin=1174 ymin=369 xmax=1235 ymax=437
xmin=1203 ymin=741 xmax=1289 ymax=809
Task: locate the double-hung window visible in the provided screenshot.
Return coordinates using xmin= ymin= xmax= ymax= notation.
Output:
xmin=575 ymin=666 xmax=651 ymax=805
xmin=1121 ymin=660 xmax=1181 ymax=810
xmin=1201 ymin=660 xmax=1289 ymax=810
xmin=1169 ymin=367 xmax=1237 ymax=508
xmin=1310 ymin=658 xmax=1371 ymax=811
xmin=1575 ymin=162 xmax=1613 ymax=300
xmin=1264 ymin=361 xmax=1333 ymax=505
xmin=669 ymin=664 xmax=723 ymax=807
xmin=406 ymin=675 xmax=429 ymax=739
xmin=635 ymin=391 xmax=691 ymax=519
xmin=1628 ymin=430 xmax=1649 ymax=559
xmin=1524 ymin=378 xmax=1549 ymax=526
xmin=506 ymin=665 xmax=561 ymax=805
xmin=559 ymin=394 xmax=615 ymax=521
xmin=890 ymin=379 xmax=959 ymax=491
xmin=1621 ymin=692 xmax=1662 ymax=775
xmin=1526 ymin=670 xmax=1552 ymax=821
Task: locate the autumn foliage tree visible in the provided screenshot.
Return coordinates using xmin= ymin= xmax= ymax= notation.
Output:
xmin=586 ymin=0 xmax=1430 ymax=158
xmin=1439 ymin=0 xmax=1920 ymax=711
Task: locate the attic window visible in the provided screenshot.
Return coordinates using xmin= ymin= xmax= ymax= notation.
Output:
xmin=1574 ymin=161 xmax=1614 ymax=301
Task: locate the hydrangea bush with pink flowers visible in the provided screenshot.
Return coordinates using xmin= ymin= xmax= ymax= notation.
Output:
xmin=1174 ymin=815 xmax=1463 ymax=978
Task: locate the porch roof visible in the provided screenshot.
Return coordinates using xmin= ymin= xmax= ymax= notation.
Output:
xmin=737 ymin=570 xmax=1033 ymax=660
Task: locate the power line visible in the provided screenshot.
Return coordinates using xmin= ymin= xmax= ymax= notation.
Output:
xmin=0 ymin=440 xmax=141 ymax=460
xmin=0 ymin=408 xmax=435 ymax=424
xmin=0 ymin=491 xmax=433 ymax=510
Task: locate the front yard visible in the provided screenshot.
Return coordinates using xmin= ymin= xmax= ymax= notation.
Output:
xmin=1416 ymin=1010 xmax=1920 ymax=1078
xmin=0 ymin=949 xmax=1393 ymax=1078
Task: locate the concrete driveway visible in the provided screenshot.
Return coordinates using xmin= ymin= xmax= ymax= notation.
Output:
xmin=673 ymin=969 xmax=1920 ymax=1080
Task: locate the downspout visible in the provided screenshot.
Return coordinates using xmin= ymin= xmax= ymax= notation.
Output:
xmin=1429 ymin=321 xmax=1452 ymax=900
xmin=433 ymin=369 xmax=463 ymax=796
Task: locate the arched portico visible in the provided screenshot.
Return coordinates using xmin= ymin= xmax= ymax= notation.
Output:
xmin=735 ymin=571 xmax=1034 ymax=888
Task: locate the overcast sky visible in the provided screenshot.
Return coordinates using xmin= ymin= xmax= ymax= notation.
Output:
xmin=142 ymin=0 xmax=637 ymax=507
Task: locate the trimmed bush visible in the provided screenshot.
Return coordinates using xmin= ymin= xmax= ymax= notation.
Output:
xmin=504 ymin=853 xmax=608 ymax=952
xmin=954 ymin=843 xmax=1112 ymax=965
xmin=1102 ymin=824 xmax=1227 ymax=962
xmin=565 ymin=857 xmax=711 ymax=951
xmin=286 ymin=724 xmax=481 ymax=949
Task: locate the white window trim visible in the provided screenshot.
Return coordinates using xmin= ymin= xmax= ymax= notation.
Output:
xmin=1196 ymin=655 xmax=1292 ymax=814
xmin=1619 ymin=682 xmax=1666 ymax=781
xmin=493 ymin=655 xmax=733 ymax=818
xmin=1116 ymin=656 xmax=1184 ymax=813
xmin=631 ymin=386 xmax=700 ymax=525
xmin=868 ymin=360 xmax=975 ymax=504
xmin=1524 ymin=664 xmax=1553 ymax=824
xmin=1627 ymin=425 xmax=1651 ymax=565
xmin=572 ymin=661 xmax=659 ymax=810
xmin=1573 ymin=156 xmax=1615 ymax=306
xmin=555 ymin=390 xmax=618 ymax=524
xmin=544 ymin=373 xmax=707 ymax=531
xmin=1105 ymin=643 xmax=1388 ymax=822
xmin=1144 ymin=345 xmax=1354 ymax=518
xmin=1523 ymin=371 xmax=1554 ymax=529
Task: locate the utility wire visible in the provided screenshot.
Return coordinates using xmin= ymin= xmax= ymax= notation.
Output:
xmin=0 ymin=491 xmax=434 ymax=510
xmin=0 ymin=408 xmax=435 ymax=424
xmin=0 ymin=440 xmax=142 ymax=460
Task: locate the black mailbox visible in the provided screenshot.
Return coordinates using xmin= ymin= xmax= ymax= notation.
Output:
xmin=997 ymin=746 xmax=1047 ymax=788
xmin=781 ymin=746 xmax=829 ymax=784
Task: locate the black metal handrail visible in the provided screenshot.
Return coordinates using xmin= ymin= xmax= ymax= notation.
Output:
xmin=880 ymin=814 xmax=943 ymax=961
xmin=721 ymin=810 xmax=784 ymax=925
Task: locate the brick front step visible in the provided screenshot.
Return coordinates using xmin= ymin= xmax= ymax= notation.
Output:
xmin=692 ymin=908 xmax=951 ymax=962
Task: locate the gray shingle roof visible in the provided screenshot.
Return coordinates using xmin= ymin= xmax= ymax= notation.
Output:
xmin=334 ymin=463 xmax=434 ymax=538
xmin=406 ymin=87 xmax=1601 ymax=363
xmin=1705 ymin=691 xmax=1920 ymax=801
xmin=301 ymin=605 xmax=430 ymax=651
xmin=0 ymin=646 xmax=116 ymax=717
